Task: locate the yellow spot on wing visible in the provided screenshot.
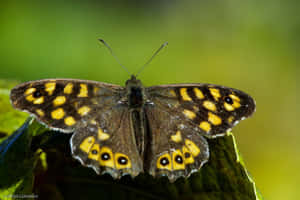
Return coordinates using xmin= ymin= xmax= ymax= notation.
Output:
xmin=78 ymin=84 xmax=88 ymax=97
xmin=33 ymin=97 xmax=44 ymax=104
xmin=193 ymin=106 xmax=199 ymax=112
xmin=53 ymin=96 xmax=66 ymax=107
xmin=51 ymin=108 xmax=65 ymax=119
xmin=91 ymin=99 xmax=98 ymax=105
xmin=79 ymin=136 xmax=95 ymax=153
xmin=169 ymin=89 xmax=176 ymax=97
xmin=228 ymin=116 xmax=234 ymax=123
xmin=98 ymin=128 xmax=110 ymax=141
xmin=185 ymin=139 xmax=201 ymax=157
xmin=203 ymin=100 xmax=217 ymax=111
xmin=88 ymin=144 xmax=100 ymax=161
xmin=208 ymin=112 xmax=222 ymax=125
xmin=182 ymin=146 xmax=194 ymax=164
xmin=183 ymin=109 xmax=196 ymax=120
xmin=25 ymin=95 xmax=35 ymax=102
xmin=224 ymin=102 xmax=235 ymax=111
xmin=64 ymin=83 xmax=73 ymax=94
xmin=35 ymin=109 xmax=45 ymax=117
xmin=99 ymin=147 xmax=114 ymax=168
xmin=193 ymin=88 xmax=204 ymax=99
xmin=229 ymin=94 xmax=240 ymax=102
xmin=172 ymin=149 xmax=185 ymax=170
xmin=230 ymin=94 xmax=241 ymax=108
xmin=64 ymin=116 xmax=76 ymax=126
xmin=157 ymin=153 xmax=172 ymax=170
xmin=171 ymin=131 xmax=182 ymax=143
xmin=73 ymin=101 xmax=79 ymax=108
xmin=25 ymin=87 xmax=36 ymax=95
xmin=45 ymin=82 xmax=56 ymax=95
xmin=233 ymin=101 xmax=241 ymax=108
xmin=180 ymin=88 xmax=192 ymax=101
xmin=115 ymin=153 xmax=131 ymax=169
xmin=209 ymin=88 xmax=221 ymax=101
xmin=78 ymin=106 xmax=91 ymax=116
xmin=199 ymin=121 xmax=211 ymax=132
xmin=93 ymin=87 xmax=100 ymax=95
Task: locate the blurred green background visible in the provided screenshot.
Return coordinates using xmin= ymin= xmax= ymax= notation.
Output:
xmin=0 ymin=1 xmax=298 ymax=199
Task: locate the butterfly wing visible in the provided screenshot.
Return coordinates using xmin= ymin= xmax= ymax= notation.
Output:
xmin=10 ymin=79 xmax=143 ymax=178
xmin=70 ymin=105 xmax=143 ymax=178
xmin=145 ymin=84 xmax=255 ymax=181
xmin=10 ymin=79 xmax=124 ymax=132
xmin=146 ymin=84 xmax=255 ymax=138
xmin=145 ymin=104 xmax=209 ymax=182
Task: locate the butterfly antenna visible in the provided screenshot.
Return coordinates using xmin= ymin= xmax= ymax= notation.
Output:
xmin=135 ymin=42 xmax=168 ymax=77
xmin=98 ymin=38 xmax=131 ymax=75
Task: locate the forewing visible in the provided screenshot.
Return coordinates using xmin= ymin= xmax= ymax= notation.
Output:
xmin=146 ymin=83 xmax=255 ymax=138
xmin=70 ymin=105 xmax=143 ymax=178
xmin=10 ymin=79 xmax=124 ymax=132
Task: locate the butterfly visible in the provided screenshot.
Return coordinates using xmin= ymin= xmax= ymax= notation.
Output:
xmin=10 ymin=75 xmax=255 ymax=182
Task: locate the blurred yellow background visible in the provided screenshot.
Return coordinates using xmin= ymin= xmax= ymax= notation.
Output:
xmin=0 ymin=1 xmax=298 ymax=199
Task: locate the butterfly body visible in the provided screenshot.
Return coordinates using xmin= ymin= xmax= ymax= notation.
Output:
xmin=10 ymin=76 xmax=255 ymax=182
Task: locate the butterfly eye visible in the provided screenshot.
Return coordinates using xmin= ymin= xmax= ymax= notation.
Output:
xmin=224 ymin=96 xmax=233 ymax=104
xmin=101 ymin=153 xmax=111 ymax=160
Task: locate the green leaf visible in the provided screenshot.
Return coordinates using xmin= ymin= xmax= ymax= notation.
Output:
xmin=0 ymin=81 xmax=46 ymax=199
xmin=0 ymin=119 xmax=36 ymax=199
xmin=0 ymin=118 xmax=49 ymax=200
xmin=0 ymin=80 xmax=28 ymax=142
xmin=29 ymin=129 xmax=263 ymax=200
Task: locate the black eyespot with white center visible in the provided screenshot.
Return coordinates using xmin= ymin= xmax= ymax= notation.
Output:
xmin=184 ymin=152 xmax=191 ymax=158
xmin=91 ymin=150 xmax=98 ymax=155
xmin=175 ymin=155 xmax=183 ymax=164
xmin=118 ymin=156 xmax=128 ymax=165
xmin=101 ymin=153 xmax=110 ymax=160
xmin=33 ymin=90 xmax=42 ymax=98
xmin=160 ymin=157 xmax=169 ymax=166
xmin=224 ymin=96 xmax=233 ymax=104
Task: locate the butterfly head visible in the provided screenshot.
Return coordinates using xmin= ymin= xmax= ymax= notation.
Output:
xmin=126 ymin=75 xmax=142 ymax=87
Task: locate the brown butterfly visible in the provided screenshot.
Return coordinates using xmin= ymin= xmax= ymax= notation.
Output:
xmin=10 ymin=41 xmax=255 ymax=182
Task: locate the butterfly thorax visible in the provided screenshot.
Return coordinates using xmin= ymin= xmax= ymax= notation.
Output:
xmin=126 ymin=75 xmax=146 ymax=109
